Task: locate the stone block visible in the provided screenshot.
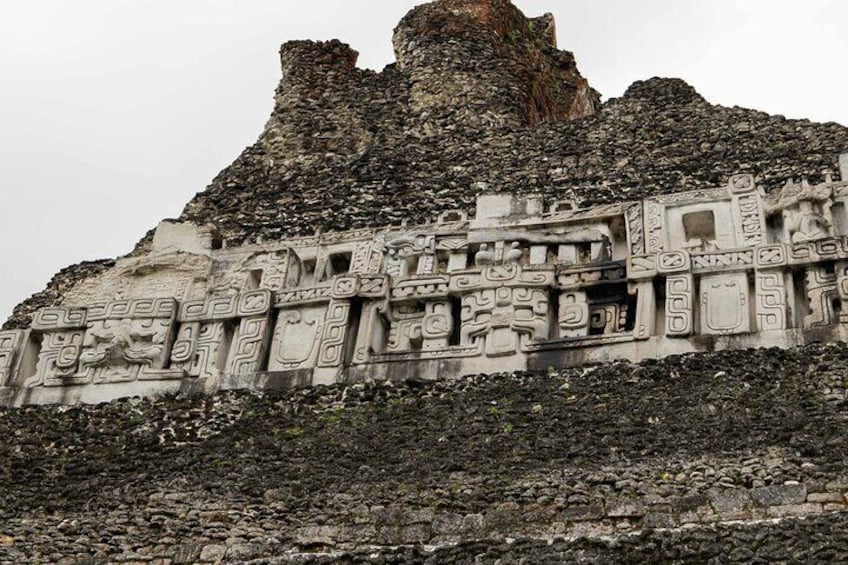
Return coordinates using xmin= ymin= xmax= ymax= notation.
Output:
xmin=152 ymin=221 xmax=215 ymax=255
xmin=560 ymin=504 xmax=604 ymax=522
xmin=840 ymin=152 xmax=848 ymax=180
xmin=766 ymin=503 xmax=822 ymax=518
xmin=171 ymin=544 xmax=203 ymax=564
xmin=642 ymin=512 xmax=676 ymax=529
xmin=807 ymin=492 xmax=845 ymax=503
xmin=708 ymin=488 xmax=750 ymax=514
xmin=198 ymin=545 xmax=225 ymax=563
xmin=752 ymin=484 xmax=807 ymax=506
xmin=605 ymin=499 xmax=647 ymax=518
xmin=293 ymin=525 xmax=338 ymax=547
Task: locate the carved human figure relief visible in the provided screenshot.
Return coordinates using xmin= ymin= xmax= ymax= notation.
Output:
xmin=461 ymin=287 xmax=548 ymax=356
xmin=474 ymin=244 xmax=495 ymax=267
xmin=79 ymin=318 xmax=173 ymax=384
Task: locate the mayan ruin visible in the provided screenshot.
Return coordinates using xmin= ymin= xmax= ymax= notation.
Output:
xmin=2 ymin=0 xmax=848 ymax=562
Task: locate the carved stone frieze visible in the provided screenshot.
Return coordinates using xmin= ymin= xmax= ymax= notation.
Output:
xmin=13 ymin=163 xmax=848 ymax=406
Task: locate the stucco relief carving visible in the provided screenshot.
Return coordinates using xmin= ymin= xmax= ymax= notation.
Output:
xmin=77 ymin=299 xmax=182 ymax=383
xmin=700 ymin=273 xmax=750 ymax=335
xmin=13 ymin=161 xmax=848 ymax=406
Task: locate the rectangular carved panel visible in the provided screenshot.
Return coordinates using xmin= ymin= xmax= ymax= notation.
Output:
xmin=0 ymin=330 xmax=24 ymax=387
xmin=804 ymin=266 xmax=838 ymax=328
xmin=227 ymin=317 xmax=270 ymax=374
xmin=269 ymin=305 xmax=327 ymax=371
xmin=665 ymin=274 xmax=694 ymax=337
xmin=700 ymin=272 xmax=750 ymax=336
xmin=755 ymin=271 xmax=788 ymax=331
xmin=318 ymin=300 xmax=352 ymax=367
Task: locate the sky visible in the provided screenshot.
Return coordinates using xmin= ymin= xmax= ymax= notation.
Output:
xmin=1 ymin=0 xmax=847 ymax=321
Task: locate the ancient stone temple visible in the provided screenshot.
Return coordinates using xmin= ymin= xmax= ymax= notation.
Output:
xmin=3 ymin=0 xmax=848 ymax=562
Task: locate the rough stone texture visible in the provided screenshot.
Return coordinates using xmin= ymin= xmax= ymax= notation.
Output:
xmin=2 ymin=343 xmax=848 ymax=561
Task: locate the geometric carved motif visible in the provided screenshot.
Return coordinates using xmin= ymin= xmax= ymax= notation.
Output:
xmin=317 ymin=300 xmax=352 ymax=367
xmin=755 ymin=271 xmax=788 ymax=331
xmin=558 ymin=291 xmax=589 ymax=338
xmin=34 ymin=330 xmax=87 ymax=387
xmin=461 ymin=287 xmax=549 ymax=356
xmin=665 ymin=274 xmax=694 ymax=336
xmin=171 ymin=321 xmax=229 ymax=379
xmin=803 ymin=266 xmax=838 ymax=329
xmin=227 ymin=316 xmax=270 ymax=374
xmin=0 ymin=330 xmax=24 ymax=387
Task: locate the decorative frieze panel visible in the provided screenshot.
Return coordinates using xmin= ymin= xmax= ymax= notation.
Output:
xmin=803 ymin=266 xmax=838 ymax=328
xmin=13 ymin=162 xmax=848 ymax=405
xmin=0 ymin=331 xmax=24 ymax=387
xmin=77 ymin=298 xmax=181 ymax=383
xmin=755 ymin=271 xmax=788 ymax=331
xmin=461 ymin=287 xmax=549 ymax=357
xmin=269 ymin=305 xmax=326 ymax=371
xmin=665 ymin=274 xmax=694 ymax=337
xmin=700 ymin=273 xmax=750 ymax=336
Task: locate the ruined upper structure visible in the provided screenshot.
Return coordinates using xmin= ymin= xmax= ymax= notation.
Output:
xmin=2 ymin=0 xmax=848 ymax=406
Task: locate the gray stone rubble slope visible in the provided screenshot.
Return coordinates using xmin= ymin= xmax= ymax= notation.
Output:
xmin=1 ymin=344 xmax=847 ymax=562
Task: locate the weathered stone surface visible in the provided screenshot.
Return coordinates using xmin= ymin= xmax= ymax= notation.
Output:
xmin=1 ymin=343 xmax=847 ymax=560
xmin=752 ymin=484 xmax=808 ymax=507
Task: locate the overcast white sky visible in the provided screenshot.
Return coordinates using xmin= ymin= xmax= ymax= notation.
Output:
xmin=1 ymin=0 xmax=846 ymax=321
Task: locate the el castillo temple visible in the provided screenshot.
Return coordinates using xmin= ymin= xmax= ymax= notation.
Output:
xmin=3 ymin=0 xmax=848 ymax=562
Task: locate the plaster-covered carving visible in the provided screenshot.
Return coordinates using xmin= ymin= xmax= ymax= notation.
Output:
xmin=11 ymin=158 xmax=848 ymax=406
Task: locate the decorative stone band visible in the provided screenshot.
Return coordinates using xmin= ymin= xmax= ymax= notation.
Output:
xmin=9 ymin=164 xmax=848 ymax=405
xmin=87 ymin=298 xmax=176 ymax=321
xmin=31 ymin=308 xmax=88 ymax=331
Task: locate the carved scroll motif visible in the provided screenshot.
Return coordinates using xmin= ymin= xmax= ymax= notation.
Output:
xmin=665 ymin=274 xmax=694 ymax=337
xmin=700 ymin=273 xmax=750 ymax=335
xmin=804 ymin=266 xmax=838 ymax=328
xmin=756 ymin=271 xmax=788 ymax=331
xmin=318 ymin=300 xmax=352 ymax=367
xmin=0 ymin=330 xmax=24 ymax=387
xmin=559 ymin=291 xmax=589 ymax=337
xmin=590 ymin=303 xmax=629 ymax=335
